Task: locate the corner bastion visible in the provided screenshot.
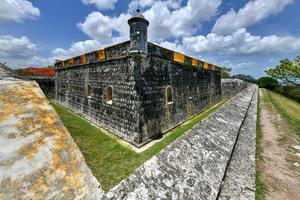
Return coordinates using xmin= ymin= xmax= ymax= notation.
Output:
xmin=55 ymin=10 xmax=222 ymax=146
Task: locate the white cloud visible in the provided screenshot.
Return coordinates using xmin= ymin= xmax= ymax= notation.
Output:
xmin=182 ymin=28 xmax=300 ymax=55
xmin=0 ymin=35 xmax=54 ymax=68
xmin=1 ymin=56 xmax=55 ymax=68
xmin=212 ymin=0 xmax=293 ymax=34
xmin=0 ymin=0 xmax=40 ymax=23
xmin=144 ymin=0 xmax=221 ymax=40
xmin=129 ymin=0 xmax=183 ymax=13
xmin=78 ymin=0 xmax=221 ymax=43
xmin=81 ymin=0 xmax=118 ymax=10
xmin=139 ymin=0 xmax=155 ymax=7
xmin=52 ymin=40 xmax=105 ymax=60
xmin=0 ymin=35 xmax=38 ymax=59
xmin=141 ymin=0 xmax=183 ymax=9
xmin=219 ymin=60 xmax=256 ymax=69
xmin=77 ymin=12 xmax=130 ymax=44
xmin=159 ymin=40 xmax=184 ymax=52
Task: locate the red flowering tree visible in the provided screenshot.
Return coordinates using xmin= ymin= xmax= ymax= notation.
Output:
xmin=15 ymin=67 xmax=56 ymax=77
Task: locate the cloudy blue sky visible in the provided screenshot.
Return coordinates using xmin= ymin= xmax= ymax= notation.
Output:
xmin=0 ymin=0 xmax=300 ymax=78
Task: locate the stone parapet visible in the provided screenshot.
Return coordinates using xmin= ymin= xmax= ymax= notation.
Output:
xmin=0 ymin=80 xmax=104 ymax=199
xmin=222 ymin=79 xmax=251 ymax=98
xmin=104 ymin=84 xmax=257 ymax=200
xmin=218 ymin=85 xmax=257 ymax=199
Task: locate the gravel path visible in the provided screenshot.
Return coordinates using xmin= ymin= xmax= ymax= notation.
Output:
xmin=259 ymin=89 xmax=300 ymax=200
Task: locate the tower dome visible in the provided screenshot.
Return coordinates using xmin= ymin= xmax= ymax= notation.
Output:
xmin=128 ymin=9 xmax=149 ymax=54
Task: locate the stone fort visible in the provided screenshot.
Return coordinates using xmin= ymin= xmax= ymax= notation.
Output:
xmin=55 ymin=10 xmax=222 ymax=146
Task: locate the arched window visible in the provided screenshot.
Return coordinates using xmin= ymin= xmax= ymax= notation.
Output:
xmin=166 ymin=86 xmax=173 ymax=104
xmin=106 ymin=86 xmax=113 ymax=104
xmin=66 ymin=81 xmax=70 ymax=92
xmin=86 ymin=84 xmax=92 ymax=98
xmin=188 ymin=86 xmax=193 ymax=100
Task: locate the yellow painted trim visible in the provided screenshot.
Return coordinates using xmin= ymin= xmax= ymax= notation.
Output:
xmin=68 ymin=58 xmax=75 ymax=65
xmin=98 ymin=49 xmax=106 ymax=60
xmin=192 ymin=58 xmax=198 ymax=67
xmin=204 ymin=62 xmax=209 ymax=69
xmin=211 ymin=65 xmax=216 ymax=71
xmin=80 ymin=55 xmax=87 ymax=64
xmin=174 ymin=52 xmax=185 ymax=63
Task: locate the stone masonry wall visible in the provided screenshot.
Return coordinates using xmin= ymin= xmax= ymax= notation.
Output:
xmin=221 ymin=79 xmax=250 ymax=98
xmin=56 ymin=42 xmax=222 ymax=145
xmin=134 ymin=54 xmax=221 ymax=142
xmin=27 ymin=77 xmax=55 ymax=99
xmin=56 ymin=56 xmax=143 ymax=144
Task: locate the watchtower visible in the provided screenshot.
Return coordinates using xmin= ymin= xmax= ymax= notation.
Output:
xmin=127 ymin=9 xmax=149 ymax=54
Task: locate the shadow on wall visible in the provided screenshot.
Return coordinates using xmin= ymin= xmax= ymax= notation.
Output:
xmin=26 ymin=76 xmax=55 ymax=99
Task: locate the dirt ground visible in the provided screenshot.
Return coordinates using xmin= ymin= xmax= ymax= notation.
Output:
xmin=259 ymin=89 xmax=300 ymax=200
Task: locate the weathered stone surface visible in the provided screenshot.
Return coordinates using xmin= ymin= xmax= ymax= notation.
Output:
xmin=218 ymin=84 xmax=257 ymax=200
xmin=0 ymin=63 xmax=22 ymax=80
xmin=1 ymin=72 xmax=257 ymax=199
xmin=0 ymin=79 xmax=104 ymax=199
xmin=104 ymin=85 xmax=257 ymax=200
xmin=222 ymin=79 xmax=249 ymax=98
xmin=291 ymin=145 xmax=300 ymax=152
xmin=56 ymin=43 xmax=222 ymax=145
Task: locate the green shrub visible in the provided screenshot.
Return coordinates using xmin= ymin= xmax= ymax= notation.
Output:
xmin=256 ymin=77 xmax=279 ymax=90
xmin=232 ymin=74 xmax=256 ymax=83
xmin=287 ymin=86 xmax=300 ymax=102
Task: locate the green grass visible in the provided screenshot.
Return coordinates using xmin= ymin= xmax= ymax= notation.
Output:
xmin=265 ymin=89 xmax=300 ymax=136
xmin=255 ymin=90 xmax=267 ymax=200
xmin=51 ymin=99 xmax=227 ymax=191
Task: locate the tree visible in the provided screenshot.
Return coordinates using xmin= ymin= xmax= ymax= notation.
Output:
xmin=47 ymin=65 xmax=55 ymax=69
xmin=256 ymin=77 xmax=279 ymax=90
xmin=265 ymin=57 xmax=300 ymax=86
xmin=221 ymin=67 xmax=232 ymax=78
xmin=232 ymin=74 xmax=256 ymax=83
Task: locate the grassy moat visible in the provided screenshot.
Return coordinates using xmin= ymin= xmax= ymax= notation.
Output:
xmin=51 ymin=99 xmax=227 ymax=191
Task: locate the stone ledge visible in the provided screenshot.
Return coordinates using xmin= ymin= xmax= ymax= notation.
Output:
xmin=218 ymin=85 xmax=257 ymax=200
xmin=104 ymin=85 xmax=257 ymax=200
xmin=0 ymin=80 xmax=104 ymax=200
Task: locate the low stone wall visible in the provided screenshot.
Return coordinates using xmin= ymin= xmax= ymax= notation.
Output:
xmin=0 ymin=79 xmax=104 ymax=199
xmin=222 ymin=79 xmax=250 ymax=98
xmin=219 ymin=85 xmax=257 ymax=199
xmin=104 ymin=84 xmax=257 ymax=200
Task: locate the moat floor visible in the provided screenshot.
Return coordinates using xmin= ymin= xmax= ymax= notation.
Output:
xmin=259 ymin=89 xmax=300 ymax=200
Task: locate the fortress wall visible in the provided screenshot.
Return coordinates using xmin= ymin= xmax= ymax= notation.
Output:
xmin=26 ymin=76 xmax=55 ymax=99
xmin=55 ymin=41 xmax=222 ymax=145
xmin=55 ymin=57 xmax=142 ymax=144
xmin=221 ymin=78 xmax=250 ymax=98
xmin=135 ymin=55 xmax=222 ymax=142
